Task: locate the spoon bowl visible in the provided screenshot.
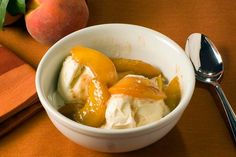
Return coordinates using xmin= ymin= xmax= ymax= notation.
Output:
xmin=186 ymin=33 xmax=224 ymax=83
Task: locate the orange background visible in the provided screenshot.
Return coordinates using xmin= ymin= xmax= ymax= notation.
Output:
xmin=0 ymin=0 xmax=236 ymax=156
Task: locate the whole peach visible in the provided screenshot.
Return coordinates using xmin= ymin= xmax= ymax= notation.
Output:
xmin=25 ymin=0 xmax=89 ymax=45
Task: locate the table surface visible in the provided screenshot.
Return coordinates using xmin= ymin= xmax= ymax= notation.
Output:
xmin=0 ymin=0 xmax=236 ymax=156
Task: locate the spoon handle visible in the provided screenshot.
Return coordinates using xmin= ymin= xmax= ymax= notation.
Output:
xmin=213 ymin=82 xmax=236 ymax=143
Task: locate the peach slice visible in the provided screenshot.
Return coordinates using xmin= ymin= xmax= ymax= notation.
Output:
xmin=117 ymin=71 xmax=135 ymax=80
xmin=75 ymin=79 xmax=110 ymax=127
xmin=164 ymin=76 xmax=181 ymax=110
xmin=111 ymin=58 xmax=161 ymax=78
xmin=71 ymin=46 xmax=118 ymax=86
xmin=153 ymin=74 xmax=167 ymax=91
xmin=109 ymin=76 xmax=166 ymax=100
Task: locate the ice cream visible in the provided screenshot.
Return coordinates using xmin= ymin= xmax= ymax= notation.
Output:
xmin=103 ymin=75 xmax=170 ymax=129
xmin=103 ymin=94 xmax=169 ymax=129
xmin=57 ymin=56 xmax=94 ymax=105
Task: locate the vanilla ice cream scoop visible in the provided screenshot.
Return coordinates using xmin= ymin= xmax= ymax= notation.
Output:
xmin=57 ymin=56 xmax=94 ymax=105
xmin=103 ymin=75 xmax=170 ymax=129
xmin=103 ymin=94 xmax=169 ymax=129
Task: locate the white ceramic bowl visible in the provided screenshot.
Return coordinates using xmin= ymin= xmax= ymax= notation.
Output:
xmin=36 ymin=24 xmax=195 ymax=153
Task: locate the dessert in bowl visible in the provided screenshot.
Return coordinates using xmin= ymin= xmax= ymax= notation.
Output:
xmin=36 ymin=24 xmax=195 ymax=152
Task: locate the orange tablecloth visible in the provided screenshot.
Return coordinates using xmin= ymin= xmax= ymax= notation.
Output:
xmin=0 ymin=0 xmax=236 ymax=156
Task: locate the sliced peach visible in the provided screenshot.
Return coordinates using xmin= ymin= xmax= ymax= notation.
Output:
xmin=111 ymin=58 xmax=161 ymax=78
xmin=71 ymin=46 xmax=118 ymax=86
xmin=117 ymin=71 xmax=135 ymax=80
xmin=164 ymin=76 xmax=181 ymax=110
xmin=153 ymin=74 xmax=167 ymax=91
xmin=75 ymin=79 xmax=110 ymax=127
xmin=109 ymin=76 xmax=166 ymax=100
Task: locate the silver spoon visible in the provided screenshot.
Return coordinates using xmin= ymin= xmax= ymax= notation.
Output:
xmin=185 ymin=33 xmax=236 ymax=143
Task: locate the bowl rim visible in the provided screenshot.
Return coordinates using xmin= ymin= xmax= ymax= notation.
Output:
xmin=36 ymin=23 xmax=195 ymax=136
